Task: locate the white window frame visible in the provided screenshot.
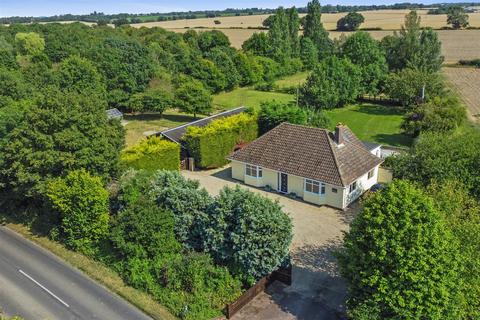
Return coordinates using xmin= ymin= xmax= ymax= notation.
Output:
xmin=349 ymin=181 xmax=357 ymax=194
xmin=305 ymin=179 xmax=325 ymax=196
xmin=368 ymin=169 xmax=375 ymax=179
xmin=245 ymin=164 xmax=262 ymax=178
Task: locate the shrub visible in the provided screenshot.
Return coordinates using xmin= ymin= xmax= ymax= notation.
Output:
xmin=183 ymin=113 xmax=258 ymax=168
xmin=46 ymin=169 xmax=109 ymax=255
xmin=128 ymin=89 xmax=172 ymax=113
xmin=337 ymin=180 xmax=461 ymax=319
xmin=202 ymin=186 xmax=292 ymax=283
xmin=120 ymin=137 xmax=180 ymax=171
xmin=459 ymin=59 xmax=480 ymax=68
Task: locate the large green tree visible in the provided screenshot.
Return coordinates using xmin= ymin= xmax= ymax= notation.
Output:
xmin=15 ymin=32 xmax=45 ymax=56
xmin=300 ymin=56 xmax=361 ymax=109
xmin=302 ymin=0 xmax=333 ymax=59
xmin=447 ymin=6 xmax=469 ymax=29
xmin=174 ymin=78 xmax=212 ymax=118
xmin=0 ymin=89 xmax=124 ymax=199
xmin=336 ymin=12 xmax=365 ymax=31
xmin=341 ymin=32 xmax=388 ymax=96
xmin=47 ymin=169 xmax=109 ymax=255
xmin=337 ymin=180 xmax=461 ymax=319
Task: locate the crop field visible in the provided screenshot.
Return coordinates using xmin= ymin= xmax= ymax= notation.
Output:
xmin=134 ymin=9 xmax=480 ymax=30
xmin=443 ymin=67 xmax=480 ymax=122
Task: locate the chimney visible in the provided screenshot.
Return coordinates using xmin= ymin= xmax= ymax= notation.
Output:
xmin=335 ymin=123 xmax=344 ymax=145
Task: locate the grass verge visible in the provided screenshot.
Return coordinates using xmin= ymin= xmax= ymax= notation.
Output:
xmin=2 ymin=221 xmax=176 ymax=320
xmin=213 ymin=87 xmax=294 ymax=110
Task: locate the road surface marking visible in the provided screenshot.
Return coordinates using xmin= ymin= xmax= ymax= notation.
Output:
xmin=18 ymin=269 xmax=70 ymax=308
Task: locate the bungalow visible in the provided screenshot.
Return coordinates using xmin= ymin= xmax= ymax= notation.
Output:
xmin=228 ymin=123 xmax=384 ymax=209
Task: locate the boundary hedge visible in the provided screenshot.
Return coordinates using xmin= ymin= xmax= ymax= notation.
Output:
xmin=183 ymin=113 xmax=258 ymax=168
xmin=120 ymin=137 xmax=180 ymax=171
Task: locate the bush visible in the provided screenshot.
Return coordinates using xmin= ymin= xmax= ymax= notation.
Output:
xmin=120 ymin=137 xmax=180 ymax=171
xmin=337 ymin=180 xmax=461 ymax=319
xmin=128 ymin=89 xmax=172 ymax=113
xmin=459 ymin=58 xmax=480 ymax=68
xmin=202 ymin=186 xmax=292 ymax=283
xmin=183 ymin=113 xmax=258 ymax=168
xmin=46 ymin=169 xmax=109 ymax=255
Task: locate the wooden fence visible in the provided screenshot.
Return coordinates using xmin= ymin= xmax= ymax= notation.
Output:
xmin=225 ymin=265 xmax=292 ymax=319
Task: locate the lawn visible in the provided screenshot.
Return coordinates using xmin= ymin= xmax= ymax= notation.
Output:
xmin=275 ymin=71 xmax=309 ymax=88
xmin=325 ymin=103 xmax=412 ymax=147
xmin=213 ymin=87 xmax=294 ymax=111
xmin=123 ymin=110 xmax=201 ymax=147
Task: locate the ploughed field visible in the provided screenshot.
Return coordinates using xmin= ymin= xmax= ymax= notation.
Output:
xmin=443 ymin=67 xmax=480 ymax=122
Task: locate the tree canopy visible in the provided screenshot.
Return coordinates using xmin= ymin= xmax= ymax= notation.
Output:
xmin=337 ymin=12 xmax=365 ymax=31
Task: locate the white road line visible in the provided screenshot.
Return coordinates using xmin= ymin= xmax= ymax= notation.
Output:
xmin=18 ymin=269 xmax=70 ymax=308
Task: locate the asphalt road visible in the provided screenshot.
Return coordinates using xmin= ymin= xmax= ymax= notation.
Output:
xmin=0 ymin=226 xmax=152 ymax=320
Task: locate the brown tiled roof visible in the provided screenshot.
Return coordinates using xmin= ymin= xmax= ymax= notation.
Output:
xmin=228 ymin=123 xmax=383 ymax=187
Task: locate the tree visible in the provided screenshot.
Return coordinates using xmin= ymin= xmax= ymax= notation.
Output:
xmin=128 ymin=89 xmax=172 ymax=113
xmin=341 ymin=32 xmax=388 ymax=96
xmin=302 ymin=0 xmax=333 ymax=59
xmin=389 ymin=127 xmax=480 ymax=199
xmin=233 ymin=52 xmax=262 ymax=86
xmin=287 ymin=7 xmax=301 ymax=57
xmin=381 ymin=11 xmax=444 ymax=72
xmin=0 ymin=36 xmax=18 ymax=70
xmin=337 ymin=180 xmax=461 ymax=319
xmin=15 ymin=32 xmax=45 ymax=56
xmin=336 ymin=12 xmax=365 ymax=31
xmin=242 ymin=33 xmax=270 ymax=56
xmin=0 ymin=89 xmax=125 ymax=199
xmin=447 ymin=6 xmax=469 ymax=29
xmin=197 ymin=30 xmax=231 ymax=53
xmin=202 ymin=186 xmax=292 ymax=283
xmin=300 ymin=56 xmax=361 ymax=110
xmin=206 ymin=48 xmax=240 ymax=90
xmin=174 ymin=79 xmax=212 ymax=118
xmin=384 ymin=68 xmax=446 ymax=107
xmin=56 ymin=55 xmax=106 ymax=97
xmin=402 ymin=96 xmax=466 ymax=136
xmin=111 ymin=197 xmax=181 ymax=260
xmin=268 ymin=7 xmax=292 ymax=61
xmin=299 ymin=37 xmax=318 ymax=70
xmin=258 ymin=101 xmax=308 ymax=134
xmin=47 ymin=170 xmax=109 ymax=255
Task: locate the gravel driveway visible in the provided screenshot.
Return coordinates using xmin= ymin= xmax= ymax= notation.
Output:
xmin=182 ymin=166 xmax=358 ymax=320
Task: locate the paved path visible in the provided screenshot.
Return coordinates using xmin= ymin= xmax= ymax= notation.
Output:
xmin=182 ymin=167 xmax=357 ymax=320
xmin=0 ymin=226 xmax=151 ymax=320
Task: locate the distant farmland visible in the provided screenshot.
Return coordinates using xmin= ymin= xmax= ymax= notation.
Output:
xmin=132 ymin=9 xmax=480 ymax=63
xmin=444 ymin=67 xmax=480 ymax=122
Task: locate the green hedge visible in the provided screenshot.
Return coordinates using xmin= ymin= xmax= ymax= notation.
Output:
xmin=183 ymin=113 xmax=258 ymax=169
xmin=120 ymin=137 xmax=180 ymax=171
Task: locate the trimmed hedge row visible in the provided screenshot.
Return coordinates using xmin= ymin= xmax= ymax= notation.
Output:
xmin=183 ymin=113 xmax=258 ymax=169
xmin=120 ymin=137 xmax=180 ymax=171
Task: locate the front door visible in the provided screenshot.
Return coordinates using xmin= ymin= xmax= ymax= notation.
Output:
xmin=279 ymin=173 xmax=288 ymax=193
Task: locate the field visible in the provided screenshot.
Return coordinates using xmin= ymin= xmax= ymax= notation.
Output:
xmin=443 ymin=67 xmax=480 ymax=122
xmin=132 ymin=9 xmax=480 ymax=64
xmin=213 ymin=87 xmax=295 ymax=110
xmin=325 ymin=104 xmax=412 ymax=147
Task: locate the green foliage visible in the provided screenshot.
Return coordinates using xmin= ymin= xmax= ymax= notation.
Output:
xmin=0 ymin=69 xmax=29 ymax=103
xmin=120 ymin=137 xmax=180 ymax=172
xmin=402 ymin=96 xmax=466 ymax=136
xmin=183 ymin=112 xmax=258 ymax=168
xmin=427 ymin=181 xmax=480 ymax=320
xmin=206 ymin=48 xmax=240 ymax=90
xmin=389 ymin=127 xmax=480 ymax=198
xmin=384 ymin=68 xmax=446 ymax=107
xmin=242 ymin=32 xmax=271 ymax=56
xmin=149 ymin=170 xmax=213 ymax=250
xmin=258 ymin=101 xmax=308 ymax=134
xmin=337 ymin=180 xmax=461 ymax=319
xmin=381 ymin=11 xmax=444 ymax=72
xmin=303 ymin=0 xmax=333 ymax=59
xmin=197 ymin=30 xmax=230 ymax=53
xmin=128 ymin=89 xmax=172 ymax=113
xmin=0 ymin=89 xmax=125 ymax=199
xmin=56 ymin=55 xmax=106 ymax=97
xmin=111 ymin=197 xmax=181 ymax=260
xmin=341 ymin=32 xmax=388 ymax=96
xmin=15 ymin=32 xmax=45 ymax=56
xmin=202 ymin=186 xmax=292 ymax=282
xmin=447 ymin=6 xmax=469 ymax=29
xmin=174 ymin=78 xmax=212 ymax=118
xmin=47 ymin=169 xmax=109 ymax=256
xmin=299 ymin=37 xmax=318 ymax=70
xmin=336 ymin=12 xmax=365 ymax=31
xmin=300 ymin=56 xmax=361 ymax=110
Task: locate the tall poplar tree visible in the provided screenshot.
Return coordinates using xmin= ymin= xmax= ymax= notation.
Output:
xmin=303 ymin=0 xmax=333 ymax=59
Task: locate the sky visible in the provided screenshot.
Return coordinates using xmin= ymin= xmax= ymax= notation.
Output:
xmin=0 ymin=0 xmax=475 ymax=17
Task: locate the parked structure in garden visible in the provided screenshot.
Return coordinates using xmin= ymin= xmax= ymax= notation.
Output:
xmin=228 ymin=123 xmax=383 ymax=209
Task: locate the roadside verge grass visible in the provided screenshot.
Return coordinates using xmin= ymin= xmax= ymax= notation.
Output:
xmin=1 ymin=220 xmax=175 ymax=320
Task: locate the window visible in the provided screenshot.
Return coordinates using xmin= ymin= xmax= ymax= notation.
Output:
xmin=332 ymin=188 xmax=338 ymax=193
xmin=349 ymin=181 xmax=357 ymax=193
xmin=368 ymin=169 xmax=375 ymax=179
xmin=246 ymin=164 xmax=262 ymax=178
xmin=305 ymin=179 xmax=325 ymax=195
